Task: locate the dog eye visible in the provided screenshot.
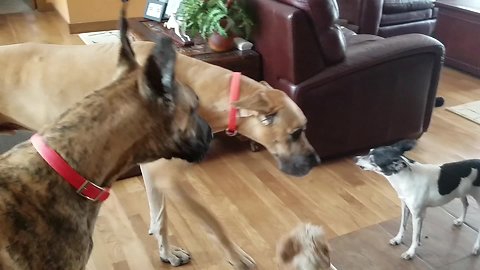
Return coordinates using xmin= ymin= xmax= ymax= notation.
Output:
xmin=260 ymin=113 xmax=276 ymax=126
xmin=290 ymin=128 xmax=303 ymax=141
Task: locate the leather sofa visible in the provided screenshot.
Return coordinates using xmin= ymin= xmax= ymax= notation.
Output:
xmin=337 ymin=0 xmax=437 ymax=37
xmin=248 ymin=0 xmax=444 ymax=158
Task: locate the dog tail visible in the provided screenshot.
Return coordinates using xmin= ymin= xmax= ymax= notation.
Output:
xmin=121 ymin=0 xmax=129 ymax=17
xmin=118 ymin=0 xmax=136 ymax=72
xmin=393 ymin=139 xmax=417 ymax=153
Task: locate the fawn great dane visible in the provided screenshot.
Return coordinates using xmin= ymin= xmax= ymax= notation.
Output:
xmin=0 ymin=24 xmax=319 ymax=270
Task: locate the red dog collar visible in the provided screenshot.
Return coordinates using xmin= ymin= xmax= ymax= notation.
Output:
xmin=226 ymin=72 xmax=242 ymax=136
xmin=30 ymin=134 xmax=110 ymax=202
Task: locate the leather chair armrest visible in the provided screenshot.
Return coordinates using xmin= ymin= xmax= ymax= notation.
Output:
xmin=304 ymin=34 xmax=444 ymax=87
xmin=292 ymin=34 xmax=444 ymax=155
xmin=289 ymin=34 xmax=444 ymax=157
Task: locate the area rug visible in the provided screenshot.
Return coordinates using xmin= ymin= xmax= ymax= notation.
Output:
xmin=447 ymin=100 xmax=480 ymax=125
xmin=0 ymin=0 xmax=32 ymax=14
xmin=329 ymin=200 xmax=479 ymax=270
xmin=78 ymin=30 xmax=121 ymax=45
xmin=78 ymin=30 xmax=139 ymax=45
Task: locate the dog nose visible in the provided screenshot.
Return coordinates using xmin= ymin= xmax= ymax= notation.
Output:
xmin=196 ymin=115 xmax=212 ymax=144
xmin=353 ymin=156 xmax=359 ymax=162
xmin=206 ymin=125 xmax=213 ymax=143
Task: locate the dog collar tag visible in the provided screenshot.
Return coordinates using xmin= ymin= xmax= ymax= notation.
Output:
xmin=226 ymin=72 xmax=242 ymax=136
xmin=30 ymin=134 xmax=110 ymax=202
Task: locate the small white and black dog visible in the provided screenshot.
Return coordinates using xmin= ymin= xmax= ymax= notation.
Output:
xmin=354 ymin=140 xmax=480 ymax=260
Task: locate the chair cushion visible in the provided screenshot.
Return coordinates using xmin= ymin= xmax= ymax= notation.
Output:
xmin=345 ymin=33 xmax=384 ymax=47
xmin=378 ymin=19 xmax=436 ymax=37
xmin=381 ymin=9 xmax=433 ymax=26
xmin=383 ymin=0 xmax=435 ymax=14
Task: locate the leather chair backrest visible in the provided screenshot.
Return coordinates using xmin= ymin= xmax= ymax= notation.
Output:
xmin=277 ymin=0 xmax=346 ymax=64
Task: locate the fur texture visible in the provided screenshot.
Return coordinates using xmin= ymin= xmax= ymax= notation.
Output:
xmin=277 ymin=224 xmax=334 ymax=270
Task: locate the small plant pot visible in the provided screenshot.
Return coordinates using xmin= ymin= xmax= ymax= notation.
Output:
xmin=208 ymin=32 xmax=235 ymax=52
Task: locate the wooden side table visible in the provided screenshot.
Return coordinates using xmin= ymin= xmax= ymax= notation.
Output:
xmin=434 ymin=0 xmax=480 ymax=77
xmin=129 ymin=19 xmax=262 ymax=81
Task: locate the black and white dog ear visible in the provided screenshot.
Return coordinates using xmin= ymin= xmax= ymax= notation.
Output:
xmin=385 ymin=157 xmax=408 ymax=174
xmin=142 ymin=36 xmax=176 ymax=103
xmin=393 ymin=139 xmax=416 ymax=153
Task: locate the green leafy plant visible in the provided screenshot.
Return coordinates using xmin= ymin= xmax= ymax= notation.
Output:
xmin=178 ymin=0 xmax=254 ymax=39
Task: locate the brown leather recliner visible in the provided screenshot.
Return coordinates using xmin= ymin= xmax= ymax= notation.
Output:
xmin=337 ymin=0 xmax=437 ymax=37
xmin=249 ymin=0 xmax=444 ymax=158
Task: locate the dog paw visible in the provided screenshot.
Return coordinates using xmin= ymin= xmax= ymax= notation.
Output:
xmin=228 ymin=245 xmax=256 ymax=270
xmin=453 ymin=218 xmax=464 ymax=227
xmin=160 ymin=245 xmax=191 ymax=267
xmin=401 ymin=251 xmax=415 ymax=260
xmin=472 ymin=245 xmax=480 ymax=256
xmin=389 ymin=237 xmax=402 ymax=246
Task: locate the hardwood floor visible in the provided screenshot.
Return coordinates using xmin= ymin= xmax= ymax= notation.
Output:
xmin=0 ymin=10 xmax=81 ymax=45
xmin=1 ymin=10 xmax=480 ymax=270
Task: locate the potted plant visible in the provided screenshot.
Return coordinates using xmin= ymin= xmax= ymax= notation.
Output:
xmin=178 ymin=0 xmax=254 ymax=52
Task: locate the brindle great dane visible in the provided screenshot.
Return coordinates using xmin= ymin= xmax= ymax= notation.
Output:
xmin=0 ymin=8 xmax=212 ymax=270
xmin=0 ymin=9 xmax=320 ymax=270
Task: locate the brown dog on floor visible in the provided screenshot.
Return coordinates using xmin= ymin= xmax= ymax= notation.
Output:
xmin=277 ymin=224 xmax=335 ymax=270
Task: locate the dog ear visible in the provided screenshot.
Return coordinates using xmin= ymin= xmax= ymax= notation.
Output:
xmin=259 ymin=81 xmax=274 ymax=89
xmin=277 ymin=234 xmax=301 ymax=263
xmin=117 ymin=0 xmax=137 ymax=73
xmin=385 ymin=157 xmax=408 ymax=174
xmin=233 ymin=91 xmax=278 ymax=115
xmin=302 ymin=224 xmax=331 ymax=269
xmin=312 ymin=231 xmax=331 ymax=269
xmin=393 ymin=139 xmax=416 ymax=153
xmin=142 ymin=37 xmax=176 ymax=103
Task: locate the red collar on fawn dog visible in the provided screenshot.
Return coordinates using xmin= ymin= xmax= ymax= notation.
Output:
xmin=225 ymin=72 xmax=241 ymax=136
xmin=30 ymin=133 xmax=110 ymax=202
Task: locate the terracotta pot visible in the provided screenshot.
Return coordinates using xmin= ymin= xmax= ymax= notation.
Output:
xmin=208 ymin=32 xmax=235 ymax=52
